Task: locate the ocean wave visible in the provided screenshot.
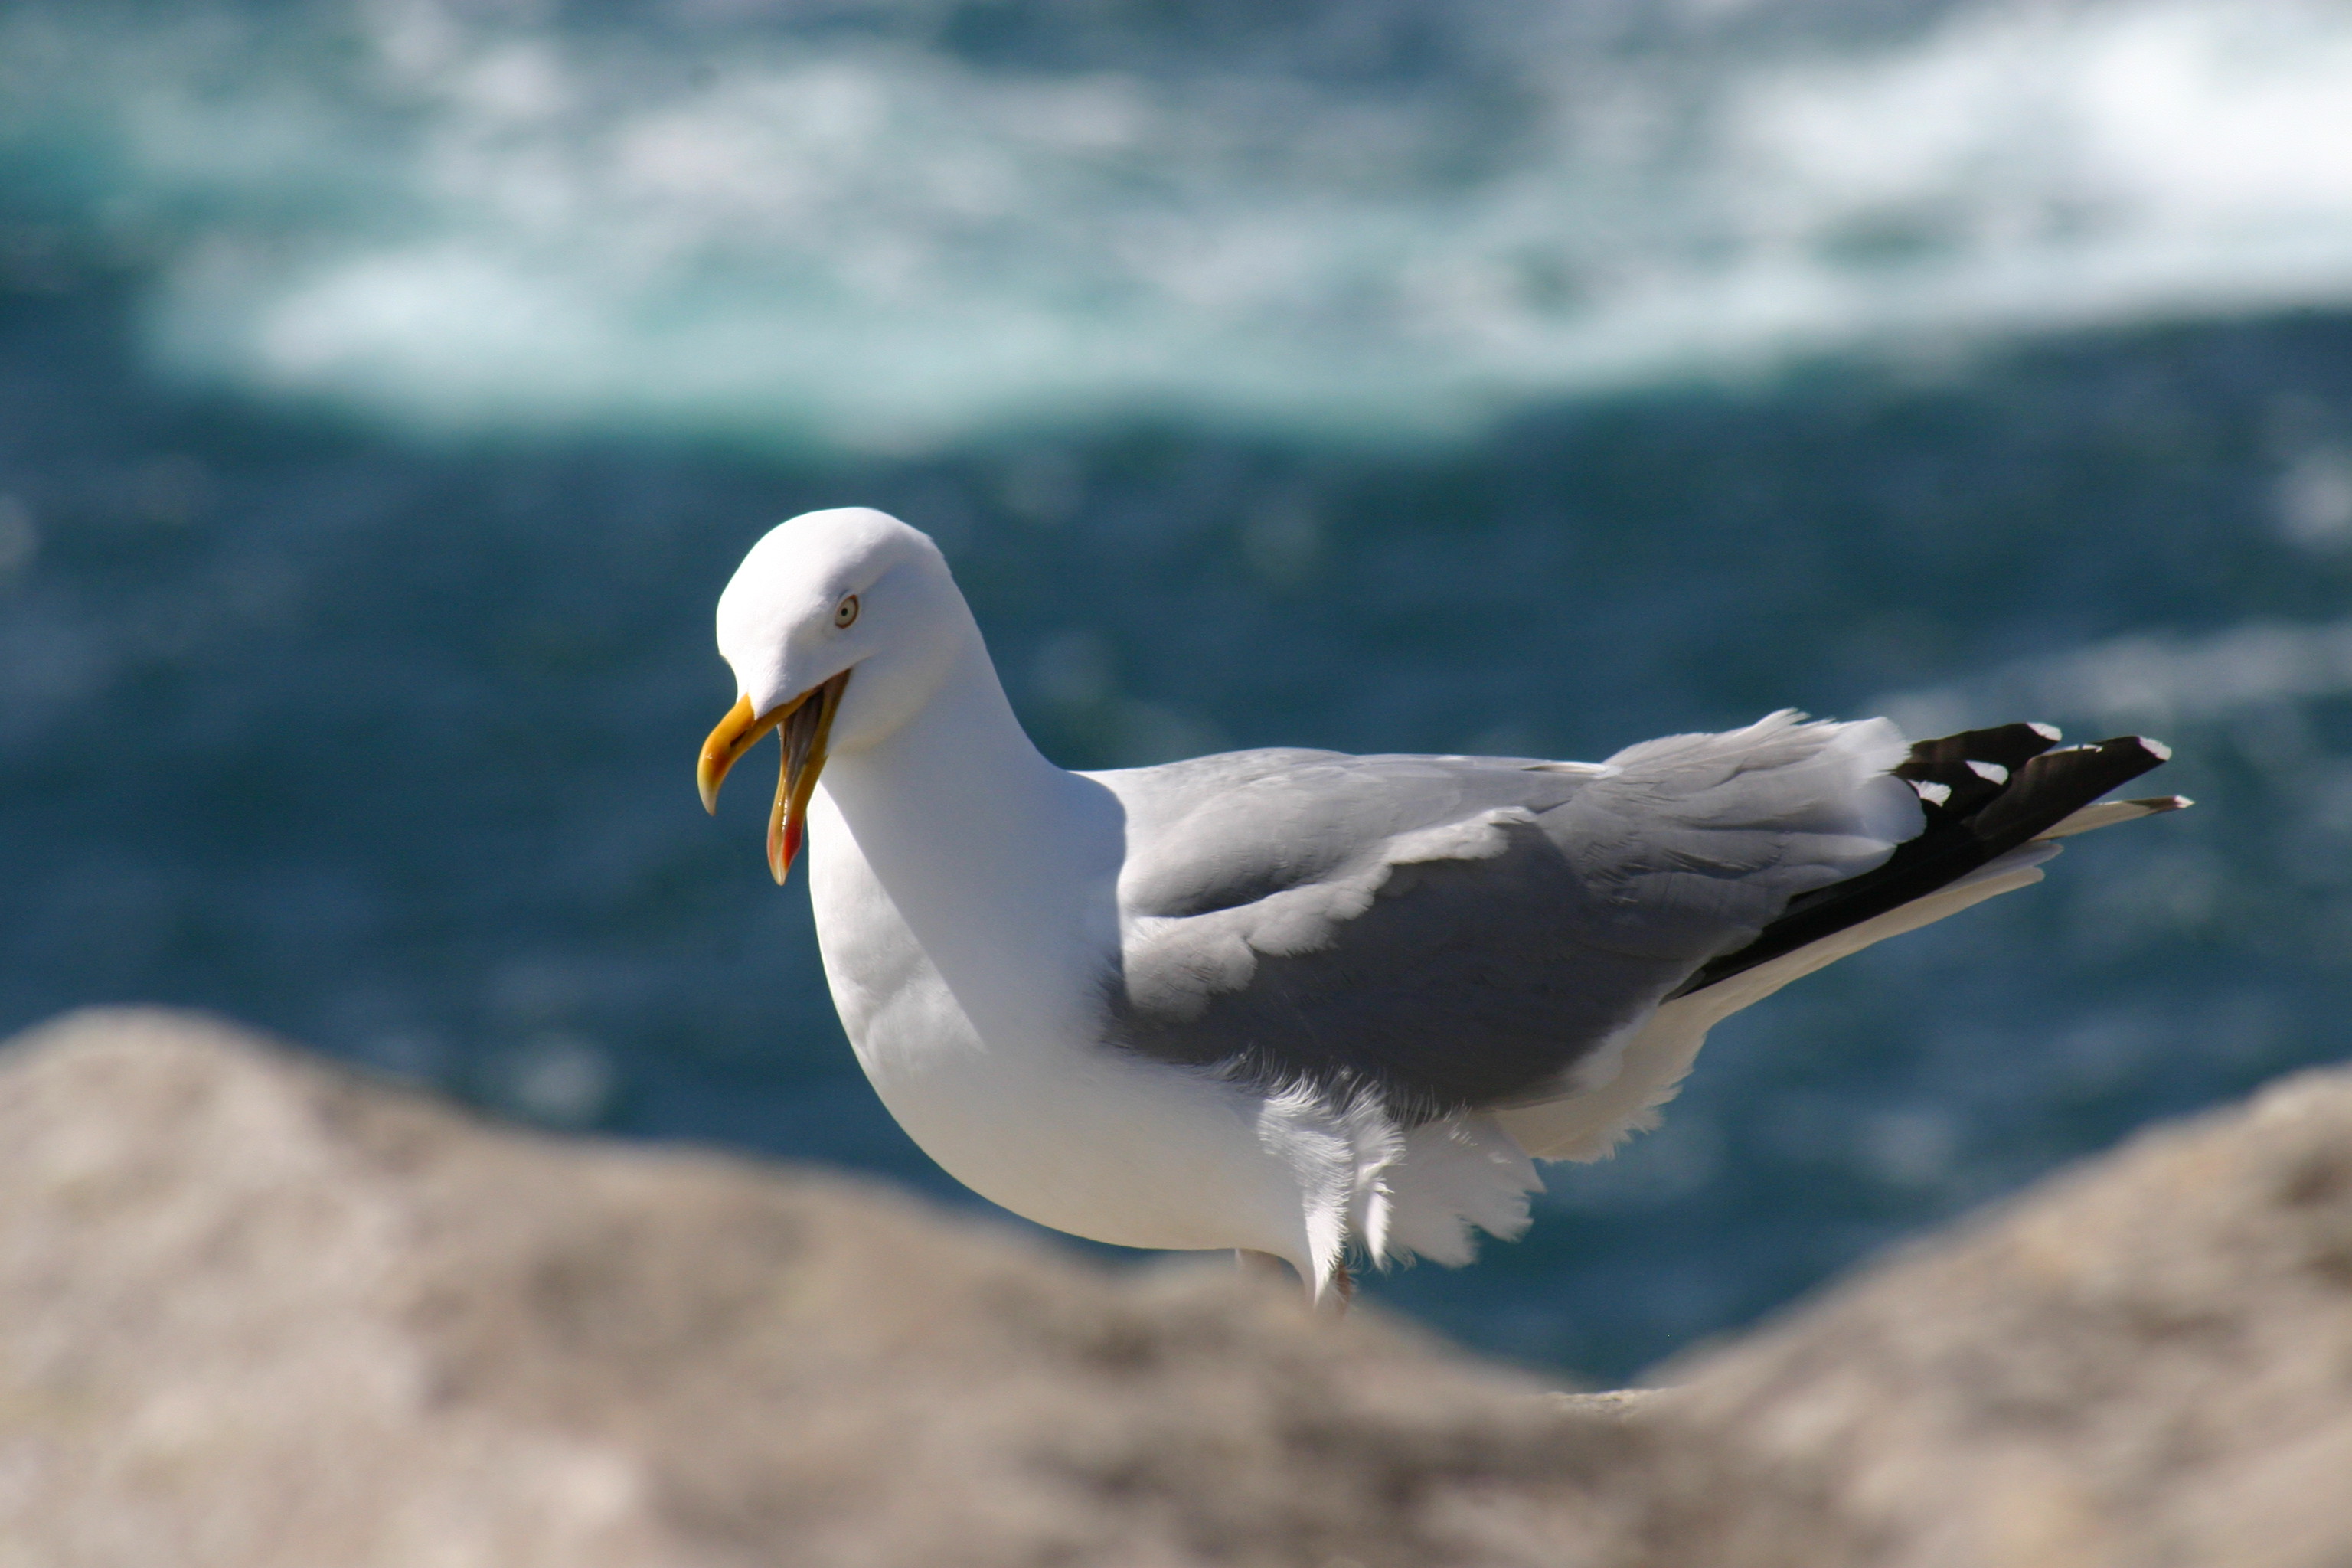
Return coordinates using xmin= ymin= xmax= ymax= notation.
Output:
xmin=1874 ymin=617 xmax=2352 ymax=738
xmin=8 ymin=0 xmax=2352 ymax=451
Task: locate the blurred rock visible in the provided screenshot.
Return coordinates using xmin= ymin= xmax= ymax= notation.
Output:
xmin=0 ymin=1009 xmax=1612 ymax=1568
xmin=1622 ymin=1063 xmax=2352 ymax=1568
xmin=7 ymin=1008 xmax=2352 ymax=1567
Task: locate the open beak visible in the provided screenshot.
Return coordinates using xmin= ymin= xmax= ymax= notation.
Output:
xmin=697 ymin=670 xmax=851 ymax=884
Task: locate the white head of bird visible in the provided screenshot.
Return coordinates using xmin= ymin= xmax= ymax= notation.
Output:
xmin=700 ymin=508 xmax=975 ymax=883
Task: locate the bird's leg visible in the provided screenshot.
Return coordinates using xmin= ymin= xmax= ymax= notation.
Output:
xmin=1235 ymin=1248 xmax=1294 ymax=1282
xmin=1234 ymin=1249 xmax=1352 ymax=1315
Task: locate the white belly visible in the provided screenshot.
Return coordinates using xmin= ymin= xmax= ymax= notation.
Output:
xmin=802 ymin=792 xmax=1309 ymax=1258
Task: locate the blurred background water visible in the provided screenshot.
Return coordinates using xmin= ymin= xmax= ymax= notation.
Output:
xmin=5 ymin=0 xmax=2352 ymax=1380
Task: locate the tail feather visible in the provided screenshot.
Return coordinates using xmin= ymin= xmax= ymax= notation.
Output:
xmin=2041 ymin=795 xmax=2193 ymax=838
xmin=1666 ymin=722 xmax=2177 ymax=1000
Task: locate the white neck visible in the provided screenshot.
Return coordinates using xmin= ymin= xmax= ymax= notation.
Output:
xmin=815 ymin=622 xmax=1125 ymax=1049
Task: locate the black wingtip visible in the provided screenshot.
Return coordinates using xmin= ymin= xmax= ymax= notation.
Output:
xmin=1893 ymin=721 xmax=2069 ymax=816
xmin=1968 ymin=735 xmax=2169 ymax=845
xmin=1668 ymin=720 xmax=2180 ymax=1000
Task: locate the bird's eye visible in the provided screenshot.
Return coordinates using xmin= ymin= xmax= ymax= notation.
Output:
xmin=834 ymin=595 xmax=859 ymax=629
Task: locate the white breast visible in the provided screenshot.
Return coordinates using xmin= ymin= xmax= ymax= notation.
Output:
xmin=802 ymin=787 xmax=1317 ymax=1259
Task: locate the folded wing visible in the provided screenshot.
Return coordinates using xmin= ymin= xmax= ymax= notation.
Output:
xmin=1100 ymin=711 xmax=1925 ymax=1119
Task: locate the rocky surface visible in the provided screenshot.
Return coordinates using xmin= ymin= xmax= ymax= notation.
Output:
xmin=1618 ymin=1059 xmax=2352 ymax=1568
xmin=4 ymin=1008 xmax=2352 ymax=1566
xmin=0 ymin=1009 xmax=1619 ymax=1568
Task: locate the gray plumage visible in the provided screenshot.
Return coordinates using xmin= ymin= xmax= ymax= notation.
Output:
xmin=1099 ymin=712 xmax=1922 ymax=1119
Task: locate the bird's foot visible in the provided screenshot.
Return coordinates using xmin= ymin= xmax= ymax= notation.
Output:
xmin=1234 ymin=1248 xmax=1352 ymax=1315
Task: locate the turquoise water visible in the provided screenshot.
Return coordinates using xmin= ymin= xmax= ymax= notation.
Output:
xmin=5 ymin=0 xmax=2352 ymax=1379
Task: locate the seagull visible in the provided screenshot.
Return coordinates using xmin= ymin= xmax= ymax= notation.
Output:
xmin=697 ymin=508 xmax=2187 ymax=1304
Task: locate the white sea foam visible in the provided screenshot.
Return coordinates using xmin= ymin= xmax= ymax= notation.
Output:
xmin=1874 ymin=618 xmax=2352 ymax=737
xmin=10 ymin=0 xmax=2352 ymax=451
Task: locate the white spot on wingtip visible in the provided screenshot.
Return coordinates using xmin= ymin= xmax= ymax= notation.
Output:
xmin=1967 ymin=760 xmax=2008 ymax=783
xmin=2141 ymin=737 xmax=2174 ymax=761
xmin=2029 ymin=722 xmax=2062 ymax=740
xmin=1913 ymin=779 xmax=1952 ymax=805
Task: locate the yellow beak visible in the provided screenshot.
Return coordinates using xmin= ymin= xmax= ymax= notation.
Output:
xmin=697 ymin=671 xmax=851 ymax=884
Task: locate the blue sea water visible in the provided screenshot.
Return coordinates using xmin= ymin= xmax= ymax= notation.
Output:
xmin=5 ymin=0 xmax=2352 ymax=1380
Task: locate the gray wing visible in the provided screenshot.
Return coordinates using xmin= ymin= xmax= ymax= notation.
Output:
xmin=1096 ymin=713 xmax=1921 ymax=1119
